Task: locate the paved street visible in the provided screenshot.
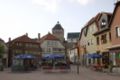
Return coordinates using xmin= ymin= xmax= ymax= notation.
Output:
xmin=0 ymin=66 xmax=120 ymax=80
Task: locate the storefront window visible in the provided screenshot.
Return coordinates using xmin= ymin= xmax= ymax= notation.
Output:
xmin=116 ymin=53 xmax=120 ymax=66
xmin=102 ymin=52 xmax=109 ymax=68
xmin=116 ymin=27 xmax=120 ymax=37
xmin=116 ymin=53 xmax=120 ymax=59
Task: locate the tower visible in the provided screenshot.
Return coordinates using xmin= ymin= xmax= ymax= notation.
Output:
xmin=52 ymin=21 xmax=64 ymax=42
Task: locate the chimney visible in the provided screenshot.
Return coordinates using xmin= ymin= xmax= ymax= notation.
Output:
xmin=26 ymin=33 xmax=28 ymax=36
xmin=38 ymin=33 xmax=40 ymax=40
xmin=9 ymin=37 xmax=11 ymax=42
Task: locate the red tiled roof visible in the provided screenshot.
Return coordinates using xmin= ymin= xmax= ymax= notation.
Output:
xmin=39 ymin=33 xmax=59 ymax=43
xmin=8 ymin=34 xmax=39 ymax=44
xmin=0 ymin=38 xmax=4 ymax=42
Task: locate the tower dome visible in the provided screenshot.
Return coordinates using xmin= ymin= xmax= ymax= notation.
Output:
xmin=52 ymin=21 xmax=64 ymax=42
xmin=52 ymin=21 xmax=64 ymax=30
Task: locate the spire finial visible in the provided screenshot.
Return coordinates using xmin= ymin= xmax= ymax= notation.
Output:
xmin=57 ymin=21 xmax=59 ymax=24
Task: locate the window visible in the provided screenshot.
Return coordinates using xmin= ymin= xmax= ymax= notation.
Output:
xmin=70 ymin=39 xmax=73 ymax=42
xmin=47 ymin=48 xmax=51 ymax=52
xmin=91 ymin=39 xmax=93 ymax=45
xmin=101 ymin=19 xmax=107 ymax=29
xmin=19 ymin=43 xmax=22 ymax=46
xmin=42 ymin=48 xmax=45 ymax=52
xmin=115 ymin=53 xmax=120 ymax=66
xmin=16 ymin=43 xmax=22 ymax=47
xmin=54 ymin=41 xmax=57 ymax=46
xmin=47 ymin=41 xmax=51 ymax=46
xmin=88 ymin=42 xmax=90 ymax=46
xmin=96 ymin=37 xmax=99 ymax=45
xmin=16 ymin=43 xmax=19 ymax=46
xmin=116 ymin=27 xmax=120 ymax=37
xmin=101 ymin=34 xmax=107 ymax=44
xmin=15 ymin=50 xmax=20 ymax=53
xmin=116 ymin=53 xmax=120 ymax=59
xmin=88 ymin=59 xmax=91 ymax=64
xmin=109 ymin=32 xmax=111 ymax=41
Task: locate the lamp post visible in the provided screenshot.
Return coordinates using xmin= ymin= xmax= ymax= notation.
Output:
xmin=77 ymin=44 xmax=80 ymax=74
xmin=64 ymin=41 xmax=68 ymax=63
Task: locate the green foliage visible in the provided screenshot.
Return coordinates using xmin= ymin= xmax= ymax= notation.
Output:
xmin=0 ymin=44 xmax=4 ymax=58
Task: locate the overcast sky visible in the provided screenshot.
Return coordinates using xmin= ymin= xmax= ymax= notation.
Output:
xmin=0 ymin=0 xmax=115 ymax=42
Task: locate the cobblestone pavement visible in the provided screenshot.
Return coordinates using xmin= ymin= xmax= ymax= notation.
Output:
xmin=0 ymin=66 xmax=120 ymax=80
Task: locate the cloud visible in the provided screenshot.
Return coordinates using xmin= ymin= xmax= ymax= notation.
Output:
xmin=32 ymin=0 xmax=95 ymax=13
xmin=77 ymin=0 xmax=90 ymax=5
xmin=32 ymin=0 xmax=61 ymax=13
xmin=68 ymin=0 xmax=95 ymax=6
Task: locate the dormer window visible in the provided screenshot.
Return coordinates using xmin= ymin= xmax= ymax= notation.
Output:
xmin=101 ymin=19 xmax=107 ymax=29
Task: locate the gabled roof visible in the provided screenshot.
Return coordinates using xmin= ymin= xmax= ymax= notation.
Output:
xmin=85 ymin=12 xmax=112 ymax=36
xmin=84 ymin=13 xmax=101 ymax=28
xmin=94 ymin=12 xmax=112 ymax=35
xmin=52 ymin=21 xmax=64 ymax=30
xmin=0 ymin=38 xmax=4 ymax=43
xmin=83 ymin=13 xmax=101 ymax=37
xmin=67 ymin=32 xmax=80 ymax=39
xmin=79 ymin=27 xmax=86 ymax=41
xmin=79 ymin=12 xmax=112 ymax=40
xmin=85 ymin=12 xmax=112 ymax=28
xmin=8 ymin=34 xmax=39 ymax=44
xmin=109 ymin=1 xmax=120 ymax=28
xmin=39 ymin=32 xmax=60 ymax=43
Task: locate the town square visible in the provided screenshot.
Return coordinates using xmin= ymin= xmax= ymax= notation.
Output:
xmin=0 ymin=66 xmax=120 ymax=80
xmin=1 ymin=0 xmax=120 ymax=80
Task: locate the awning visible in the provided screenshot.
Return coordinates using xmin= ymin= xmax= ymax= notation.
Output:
xmin=15 ymin=54 xmax=35 ymax=59
xmin=86 ymin=53 xmax=102 ymax=58
xmin=42 ymin=54 xmax=65 ymax=60
xmin=91 ymin=53 xmax=102 ymax=58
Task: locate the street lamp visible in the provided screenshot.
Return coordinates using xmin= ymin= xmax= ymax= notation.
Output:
xmin=77 ymin=44 xmax=80 ymax=74
xmin=64 ymin=41 xmax=68 ymax=63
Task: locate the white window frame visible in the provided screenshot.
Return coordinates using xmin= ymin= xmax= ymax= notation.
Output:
xmin=116 ymin=26 xmax=120 ymax=37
